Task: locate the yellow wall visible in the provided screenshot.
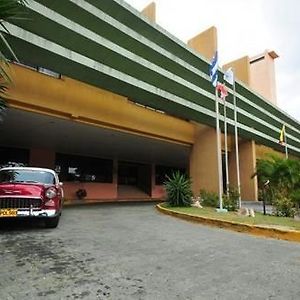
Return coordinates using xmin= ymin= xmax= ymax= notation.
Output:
xmin=7 ymin=63 xmax=194 ymax=146
xmin=228 ymin=138 xmax=259 ymax=201
xmin=187 ymin=26 xmax=217 ymax=61
xmin=189 ymin=124 xmax=219 ymax=195
xmin=239 ymin=140 xmax=258 ymax=200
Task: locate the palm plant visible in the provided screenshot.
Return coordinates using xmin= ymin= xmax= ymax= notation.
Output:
xmin=164 ymin=171 xmax=193 ymax=207
xmin=0 ymin=0 xmax=27 ymax=119
xmin=254 ymin=155 xmax=300 ymax=216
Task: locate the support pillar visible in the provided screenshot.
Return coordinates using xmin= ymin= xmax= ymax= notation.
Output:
xmin=113 ymin=159 xmax=118 ymax=200
xmin=189 ymin=124 xmax=219 ymax=196
xmin=113 ymin=159 xmax=118 ymax=185
xmin=229 ymin=140 xmax=258 ymax=201
xmin=187 ymin=26 xmax=217 ymax=61
xmin=150 ymin=163 xmax=155 ymax=197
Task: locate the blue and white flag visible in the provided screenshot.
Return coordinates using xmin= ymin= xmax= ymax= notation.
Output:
xmin=209 ymin=51 xmax=218 ymax=87
xmin=223 ymin=67 xmax=234 ymax=85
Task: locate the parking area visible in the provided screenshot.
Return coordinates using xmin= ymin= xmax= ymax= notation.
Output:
xmin=1 ymin=203 xmax=300 ymax=299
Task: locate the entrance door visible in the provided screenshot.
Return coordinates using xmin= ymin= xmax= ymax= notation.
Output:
xmin=118 ymin=161 xmax=151 ymax=198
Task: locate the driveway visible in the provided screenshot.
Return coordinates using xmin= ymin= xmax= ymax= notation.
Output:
xmin=0 ymin=203 xmax=300 ymax=300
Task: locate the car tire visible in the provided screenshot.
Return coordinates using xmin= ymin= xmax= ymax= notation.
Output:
xmin=44 ymin=216 xmax=60 ymax=228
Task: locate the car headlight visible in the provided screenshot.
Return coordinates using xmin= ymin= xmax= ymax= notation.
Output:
xmin=45 ymin=187 xmax=57 ymax=199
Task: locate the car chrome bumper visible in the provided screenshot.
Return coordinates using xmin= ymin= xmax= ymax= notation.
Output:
xmin=16 ymin=209 xmax=57 ymax=217
xmin=0 ymin=208 xmax=59 ymax=218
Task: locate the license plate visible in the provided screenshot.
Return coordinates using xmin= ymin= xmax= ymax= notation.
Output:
xmin=0 ymin=209 xmax=18 ymax=217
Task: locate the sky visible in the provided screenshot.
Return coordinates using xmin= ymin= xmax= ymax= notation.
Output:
xmin=125 ymin=0 xmax=300 ymax=122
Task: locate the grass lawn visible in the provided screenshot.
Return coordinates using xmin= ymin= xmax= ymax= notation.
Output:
xmin=161 ymin=204 xmax=300 ymax=231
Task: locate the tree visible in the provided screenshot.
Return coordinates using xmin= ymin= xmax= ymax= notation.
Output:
xmin=253 ymin=155 xmax=300 ymax=216
xmin=0 ymin=0 xmax=27 ymax=120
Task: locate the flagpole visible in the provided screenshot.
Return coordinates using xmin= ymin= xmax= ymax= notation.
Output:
xmin=284 ymin=125 xmax=288 ymax=159
xmin=215 ymin=89 xmax=224 ymax=211
xmin=223 ymin=84 xmax=229 ymax=197
xmin=233 ymin=77 xmax=242 ymax=208
xmin=210 ymin=51 xmax=226 ymax=212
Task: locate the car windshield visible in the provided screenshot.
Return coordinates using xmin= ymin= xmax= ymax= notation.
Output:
xmin=0 ymin=169 xmax=55 ymax=184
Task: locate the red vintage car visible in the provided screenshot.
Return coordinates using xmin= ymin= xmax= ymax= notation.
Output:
xmin=0 ymin=167 xmax=63 ymax=228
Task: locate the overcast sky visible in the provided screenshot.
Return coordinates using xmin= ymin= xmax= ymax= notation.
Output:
xmin=125 ymin=0 xmax=300 ymax=122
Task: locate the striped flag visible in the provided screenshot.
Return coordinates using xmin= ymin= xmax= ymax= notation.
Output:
xmin=279 ymin=124 xmax=285 ymax=145
xmin=209 ymin=51 xmax=218 ymax=87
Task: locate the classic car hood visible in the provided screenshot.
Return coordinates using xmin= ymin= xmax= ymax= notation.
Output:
xmin=0 ymin=183 xmax=46 ymax=197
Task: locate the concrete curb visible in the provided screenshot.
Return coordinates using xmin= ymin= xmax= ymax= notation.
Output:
xmin=156 ymin=204 xmax=300 ymax=243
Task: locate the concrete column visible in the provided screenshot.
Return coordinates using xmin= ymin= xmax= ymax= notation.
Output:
xmin=229 ymin=140 xmax=258 ymax=201
xmin=228 ymin=149 xmax=238 ymax=190
xmin=29 ymin=148 xmax=55 ymax=169
xmin=223 ymin=51 xmax=279 ymax=105
xmin=113 ymin=159 xmax=118 ymax=184
xmin=189 ymin=124 xmax=219 ymax=196
xmin=223 ymin=56 xmax=251 ymax=85
xmin=113 ymin=159 xmax=118 ymax=200
xmin=150 ymin=163 xmax=155 ymax=197
xmin=250 ymin=50 xmax=279 ymax=105
xmin=188 ymin=26 xmax=220 ymax=196
xmin=187 ymin=26 xmax=217 ymax=61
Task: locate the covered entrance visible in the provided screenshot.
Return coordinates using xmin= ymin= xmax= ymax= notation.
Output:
xmin=118 ymin=161 xmax=152 ymax=199
xmin=0 ymin=108 xmax=190 ymax=203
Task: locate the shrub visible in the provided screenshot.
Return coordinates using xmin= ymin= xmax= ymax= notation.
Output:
xmin=164 ymin=171 xmax=193 ymax=207
xmin=290 ymin=189 xmax=300 ymax=209
xmin=273 ymin=193 xmax=296 ymax=217
xmin=223 ymin=188 xmax=239 ymax=211
xmin=259 ymin=188 xmax=274 ymax=205
xmin=199 ymin=189 xmax=218 ymax=208
xmin=254 ymin=156 xmax=300 ymax=217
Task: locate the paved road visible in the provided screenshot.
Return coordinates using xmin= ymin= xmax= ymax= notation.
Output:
xmin=0 ymin=203 xmax=300 ymax=300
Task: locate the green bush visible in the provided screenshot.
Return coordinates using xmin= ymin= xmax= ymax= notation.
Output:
xmin=223 ymin=188 xmax=239 ymax=211
xmin=199 ymin=188 xmax=239 ymax=211
xmin=199 ymin=190 xmax=218 ymax=208
xmin=273 ymin=193 xmax=296 ymax=217
xmin=290 ymin=189 xmax=300 ymax=209
xmin=258 ymin=188 xmax=274 ymax=205
xmin=164 ymin=171 xmax=193 ymax=207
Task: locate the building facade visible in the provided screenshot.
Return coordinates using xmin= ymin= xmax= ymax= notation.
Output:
xmin=1 ymin=0 xmax=300 ymax=204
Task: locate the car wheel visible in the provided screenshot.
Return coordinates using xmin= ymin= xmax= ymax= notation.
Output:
xmin=44 ymin=216 xmax=60 ymax=228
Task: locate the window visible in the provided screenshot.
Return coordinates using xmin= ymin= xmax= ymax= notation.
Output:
xmin=55 ymin=153 xmax=113 ymax=183
xmin=37 ymin=67 xmax=61 ymax=79
xmin=0 ymin=147 xmax=29 ymax=167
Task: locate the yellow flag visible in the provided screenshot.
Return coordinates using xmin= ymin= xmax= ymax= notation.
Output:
xmin=279 ymin=124 xmax=285 ymax=145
